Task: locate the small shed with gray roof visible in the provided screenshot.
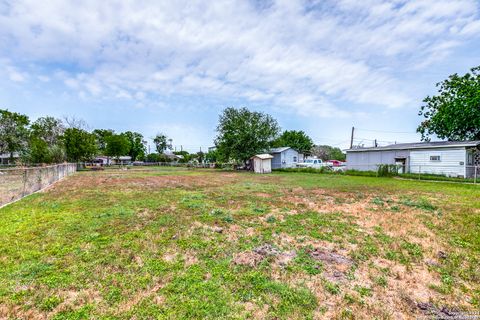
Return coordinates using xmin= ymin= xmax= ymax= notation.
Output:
xmin=251 ymin=154 xmax=274 ymax=174
xmin=346 ymin=140 xmax=480 ymax=178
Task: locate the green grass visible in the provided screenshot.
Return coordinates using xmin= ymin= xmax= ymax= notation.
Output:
xmin=0 ymin=167 xmax=479 ymax=318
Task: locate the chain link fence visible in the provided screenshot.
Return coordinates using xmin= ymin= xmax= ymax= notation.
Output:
xmin=345 ymin=164 xmax=479 ymax=183
xmin=0 ymin=163 xmax=77 ymax=207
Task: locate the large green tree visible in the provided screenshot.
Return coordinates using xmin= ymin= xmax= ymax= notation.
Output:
xmin=153 ymin=133 xmax=168 ymax=154
xmin=0 ymin=109 xmax=30 ymax=160
xmin=63 ymin=128 xmax=97 ymax=162
xmin=272 ymin=130 xmax=314 ymax=154
xmin=25 ymin=116 xmax=66 ymax=164
xmin=418 ymin=65 xmax=480 ymax=141
xmin=93 ymin=129 xmax=114 ymax=153
xmin=30 ymin=116 xmax=65 ymax=146
xmin=105 ymin=134 xmax=130 ymax=161
xmin=215 ymin=107 xmax=280 ymax=163
xmin=122 ymin=131 xmax=146 ymax=161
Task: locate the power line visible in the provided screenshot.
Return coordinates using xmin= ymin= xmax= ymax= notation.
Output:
xmin=355 ymin=128 xmax=420 ymax=135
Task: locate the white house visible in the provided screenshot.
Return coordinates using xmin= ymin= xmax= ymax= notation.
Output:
xmin=346 ymin=140 xmax=480 ymax=178
xmin=251 ymin=154 xmax=274 ymax=174
xmin=0 ymin=152 xmax=20 ymax=165
xmin=269 ymin=147 xmax=303 ymax=169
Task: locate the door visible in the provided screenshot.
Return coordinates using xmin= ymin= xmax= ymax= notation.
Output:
xmin=395 ymin=158 xmax=406 ymax=174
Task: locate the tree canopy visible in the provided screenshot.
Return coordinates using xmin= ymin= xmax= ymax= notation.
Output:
xmin=30 ymin=116 xmax=65 ymax=146
xmin=417 ymin=65 xmax=480 ymax=141
xmin=63 ymin=128 xmax=97 ymax=162
xmin=272 ymin=130 xmax=314 ymax=154
xmin=93 ymin=129 xmax=114 ymax=153
xmin=25 ymin=116 xmax=65 ymax=164
xmin=311 ymin=145 xmax=346 ymax=161
xmin=105 ymin=134 xmax=130 ymax=160
xmin=215 ymin=107 xmax=280 ymax=163
xmin=153 ymin=133 xmax=168 ymax=153
xmin=122 ymin=131 xmax=146 ymax=161
xmin=0 ymin=109 xmax=30 ymax=158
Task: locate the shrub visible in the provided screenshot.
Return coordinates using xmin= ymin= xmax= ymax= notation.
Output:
xmin=376 ymin=164 xmax=400 ymax=177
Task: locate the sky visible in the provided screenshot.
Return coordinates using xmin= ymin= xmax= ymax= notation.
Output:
xmin=1 ymin=0 xmax=480 ymax=152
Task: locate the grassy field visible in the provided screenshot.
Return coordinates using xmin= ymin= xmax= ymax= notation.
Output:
xmin=0 ymin=167 xmax=479 ymax=319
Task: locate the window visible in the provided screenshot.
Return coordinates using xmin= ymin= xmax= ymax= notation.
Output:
xmin=467 ymin=152 xmax=474 ymax=165
xmin=293 ymin=156 xmax=297 ymax=162
xmin=430 ymin=155 xmax=441 ymax=161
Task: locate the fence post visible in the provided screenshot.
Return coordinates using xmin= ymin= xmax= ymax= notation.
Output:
xmin=22 ymin=168 xmax=27 ymax=197
xmin=475 ymin=166 xmax=478 ymax=185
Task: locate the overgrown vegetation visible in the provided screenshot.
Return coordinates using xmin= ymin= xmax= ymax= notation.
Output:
xmin=274 ymin=166 xmax=477 ymax=183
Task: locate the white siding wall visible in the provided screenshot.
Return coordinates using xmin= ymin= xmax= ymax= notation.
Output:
xmin=409 ymin=148 xmax=466 ymax=177
xmin=253 ymin=158 xmax=272 ymax=173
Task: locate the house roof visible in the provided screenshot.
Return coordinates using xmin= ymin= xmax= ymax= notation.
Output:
xmin=269 ymin=147 xmax=292 ymax=153
xmin=251 ymin=154 xmax=274 ymax=160
xmin=346 ymin=140 xmax=480 ymax=152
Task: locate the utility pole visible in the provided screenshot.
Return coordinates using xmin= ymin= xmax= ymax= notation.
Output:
xmin=350 ymin=126 xmax=355 ymax=149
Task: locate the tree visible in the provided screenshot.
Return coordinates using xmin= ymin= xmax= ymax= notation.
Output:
xmin=122 ymin=131 xmax=146 ymax=161
xmin=105 ymin=134 xmax=130 ymax=161
xmin=0 ymin=109 xmax=30 ymax=160
xmin=418 ymin=65 xmax=480 ymax=141
xmin=272 ymin=130 xmax=314 ymax=154
xmin=63 ymin=128 xmax=97 ymax=162
xmin=311 ymin=145 xmax=346 ymax=161
xmin=173 ymin=151 xmax=190 ymax=163
xmin=215 ymin=107 xmax=280 ymax=163
xmin=24 ymin=116 xmax=66 ymax=164
xmin=153 ymin=133 xmax=168 ymax=153
xmin=196 ymin=151 xmax=205 ymax=163
xmin=205 ymin=149 xmax=218 ymax=163
xmin=30 ymin=116 xmax=65 ymax=146
xmin=93 ymin=129 xmax=114 ymax=153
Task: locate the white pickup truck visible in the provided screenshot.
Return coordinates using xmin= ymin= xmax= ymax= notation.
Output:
xmin=296 ymin=158 xmax=325 ymax=169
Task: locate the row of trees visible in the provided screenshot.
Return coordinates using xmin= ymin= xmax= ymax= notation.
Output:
xmin=1 ymin=107 xmax=345 ymax=165
xmin=0 ymin=109 xmax=177 ymax=164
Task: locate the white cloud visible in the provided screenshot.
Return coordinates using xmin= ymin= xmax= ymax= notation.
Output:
xmin=0 ymin=0 xmax=479 ymax=117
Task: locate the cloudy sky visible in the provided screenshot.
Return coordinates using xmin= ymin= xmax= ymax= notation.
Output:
xmin=1 ymin=0 xmax=480 ymax=151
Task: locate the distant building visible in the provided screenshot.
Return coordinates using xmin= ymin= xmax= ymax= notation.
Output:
xmin=93 ymin=156 xmax=112 ymax=166
xmin=346 ymin=140 xmax=480 ymax=178
xmin=269 ymin=147 xmax=302 ymax=169
xmin=113 ymin=156 xmax=132 ymax=165
xmin=251 ymin=154 xmax=274 ymax=174
xmin=0 ymin=152 xmax=20 ymax=165
xmin=93 ymin=155 xmax=132 ymax=165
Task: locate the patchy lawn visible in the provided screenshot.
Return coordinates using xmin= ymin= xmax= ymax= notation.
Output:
xmin=0 ymin=167 xmax=479 ymax=319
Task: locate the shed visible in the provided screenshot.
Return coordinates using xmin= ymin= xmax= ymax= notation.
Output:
xmin=269 ymin=147 xmax=301 ymax=169
xmin=346 ymin=140 xmax=480 ymax=178
xmin=251 ymin=154 xmax=274 ymax=174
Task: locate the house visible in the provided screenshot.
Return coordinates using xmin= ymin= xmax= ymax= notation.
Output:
xmin=93 ymin=156 xmax=112 ymax=166
xmin=346 ymin=140 xmax=480 ymax=178
xmin=113 ymin=156 xmax=132 ymax=165
xmin=251 ymin=154 xmax=274 ymax=173
xmin=269 ymin=147 xmax=302 ymax=169
xmin=0 ymin=152 xmax=20 ymax=165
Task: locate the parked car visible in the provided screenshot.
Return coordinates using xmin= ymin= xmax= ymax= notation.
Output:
xmin=297 ymin=158 xmax=325 ymax=168
xmin=326 ymin=160 xmax=345 ymax=167
xmin=325 ymin=160 xmax=346 ymax=172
